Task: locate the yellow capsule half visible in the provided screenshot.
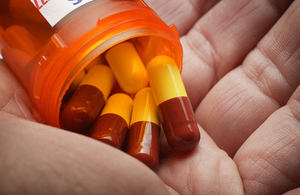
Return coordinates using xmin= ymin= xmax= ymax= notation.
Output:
xmin=105 ymin=41 xmax=148 ymax=94
xmin=146 ymin=55 xmax=187 ymax=105
xmin=79 ymin=65 xmax=115 ymax=100
xmin=130 ymin=88 xmax=159 ymax=126
xmin=70 ymin=70 xmax=86 ymax=90
xmin=84 ymin=54 xmax=107 ymax=72
xmin=100 ymin=93 xmax=133 ymax=126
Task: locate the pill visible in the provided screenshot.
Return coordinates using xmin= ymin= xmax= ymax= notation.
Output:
xmin=61 ymin=70 xmax=85 ymax=107
xmin=70 ymin=70 xmax=86 ymax=90
xmin=60 ymin=65 xmax=115 ymax=133
xmin=147 ymin=56 xmax=200 ymax=153
xmin=84 ymin=55 xmax=107 ymax=72
xmin=90 ymin=93 xmax=133 ymax=149
xmin=61 ymin=87 xmax=74 ymax=106
xmin=105 ymin=41 xmax=148 ymax=94
xmin=127 ymin=88 xmax=160 ymax=170
xmin=2 ymin=25 xmax=41 ymax=57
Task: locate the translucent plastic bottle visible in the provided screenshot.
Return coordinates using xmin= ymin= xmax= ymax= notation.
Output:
xmin=0 ymin=0 xmax=182 ymax=127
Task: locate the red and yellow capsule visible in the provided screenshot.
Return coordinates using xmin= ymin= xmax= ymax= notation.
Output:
xmin=127 ymin=88 xmax=160 ymax=170
xmin=70 ymin=70 xmax=86 ymax=90
xmin=105 ymin=41 xmax=148 ymax=94
xmin=84 ymin=54 xmax=107 ymax=72
xmin=61 ymin=70 xmax=86 ymax=106
xmin=147 ymin=56 xmax=200 ymax=153
xmin=90 ymin=93 xmax=133 ymax=149
xmin=60 ymin=65 xmax=115 ymax=133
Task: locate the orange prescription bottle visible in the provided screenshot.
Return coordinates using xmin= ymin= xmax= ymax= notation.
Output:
xmin=0 ymin=0 xmax=182 ymax=127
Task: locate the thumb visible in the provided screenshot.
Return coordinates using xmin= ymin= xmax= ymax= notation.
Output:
xmin=0 ymin=113 xmax=171 ymax=195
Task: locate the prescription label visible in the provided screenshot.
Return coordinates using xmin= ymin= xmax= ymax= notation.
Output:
xmin=30 ymin=0 xmax=94 ymax=27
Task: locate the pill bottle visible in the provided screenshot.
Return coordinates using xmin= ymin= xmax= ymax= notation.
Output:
xmin=0 ymin=0 xmax=183 ymax=128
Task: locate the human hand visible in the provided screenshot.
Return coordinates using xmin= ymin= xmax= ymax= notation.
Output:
xmin=1 ymin=0 xmax=300 ymax=194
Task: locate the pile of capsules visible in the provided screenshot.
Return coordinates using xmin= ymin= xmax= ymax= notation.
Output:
xmin=60 ymin=41 xmax=200 ymax=170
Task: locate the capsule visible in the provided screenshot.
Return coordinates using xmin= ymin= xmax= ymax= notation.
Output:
xmin=105 ymin=41 xmax=148 ymax=94
xmin=60 ymin=65 xmax=115 ymax=133
xmin=147 ymin=56 xmax=200 ymax=153
xmin=2 ymin=25 xmax=41 ymax=57
xmin=70 ymin=70 xmax=86 ymax=90
xmin=61 ymin=70 xmax=86 ymax=107
xmin=84 ymin=54 xmax=107 ymax=72
xmin=61 ymin=87 xmax=74 ymax=106
xmin=90 ymin=93 xmax=133 ymax=148
xmin=127 ymin=88 xmax=160 ymax=170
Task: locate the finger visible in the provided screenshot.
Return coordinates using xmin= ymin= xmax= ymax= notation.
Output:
xmin=165 ymin=184 xmax=180 ymax=195
xmin=180 ymin=0 xmax=293 ymax=108
xmin=157 ymin=128 xmax=243 ymax=195
xmin=234 ymin=86 xmax=300 ymax=195
xmin=0 ymin=113 xmax=170 ymax=195
xmin=283 ymin=188 xmax=300 ymax=195
xmin=195 ymin=0 xmax=300 ymax=156
xmin=144 ymin=0 xmax=220 ymax=35
xmin=0 ymin=60 xmax=35 ymax=121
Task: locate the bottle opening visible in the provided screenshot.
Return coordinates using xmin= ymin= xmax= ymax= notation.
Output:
xmin=54 ymin=32 xmax=182 ymax=129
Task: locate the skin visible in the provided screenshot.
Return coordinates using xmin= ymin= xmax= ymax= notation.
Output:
xmin=1 ymin=0 xmax=300 ymax=194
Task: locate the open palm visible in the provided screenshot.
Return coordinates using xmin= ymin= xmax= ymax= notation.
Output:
xmin=1 ymin=0 xmax=300 ymax=194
